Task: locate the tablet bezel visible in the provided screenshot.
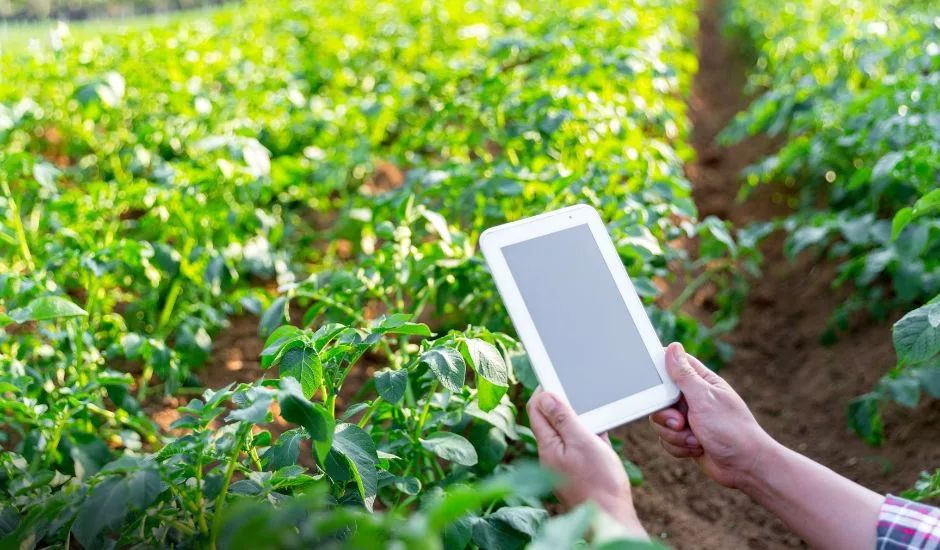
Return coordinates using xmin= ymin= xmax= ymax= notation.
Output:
xmin=479 ymin=204 xmax=680 ymax=433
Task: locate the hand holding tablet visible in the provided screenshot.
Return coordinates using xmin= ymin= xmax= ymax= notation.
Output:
xmin=480 ymin=204 xmax=679 ymax=433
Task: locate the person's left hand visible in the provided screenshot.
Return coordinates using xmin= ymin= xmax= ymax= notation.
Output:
xmin=527 ymin=390 xmax=647 ymax=537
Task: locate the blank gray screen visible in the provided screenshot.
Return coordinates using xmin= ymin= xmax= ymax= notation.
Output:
xmin=502 ymin=224 xmax=661 ymax=413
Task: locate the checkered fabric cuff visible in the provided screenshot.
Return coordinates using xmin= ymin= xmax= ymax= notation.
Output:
xmin=877 ymin=494 xmax=940 ymax=550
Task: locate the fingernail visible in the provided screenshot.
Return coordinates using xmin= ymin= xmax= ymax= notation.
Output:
xmin=669 ymin=343 xmax=685 ymax=362
xmin=686 ymin=435 xmax=699 ymax=446
xmin=538 ymin=394 xmax=558 ymax=416
xmin=666 ymin=419 xmax=680 ymax=429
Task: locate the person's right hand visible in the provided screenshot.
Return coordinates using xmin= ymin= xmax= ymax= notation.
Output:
xmin=649 ymin=342 xmax=777 ymax=489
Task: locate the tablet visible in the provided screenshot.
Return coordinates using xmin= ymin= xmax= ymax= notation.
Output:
xmin=479 ymin=204 xmax=679 ymax=433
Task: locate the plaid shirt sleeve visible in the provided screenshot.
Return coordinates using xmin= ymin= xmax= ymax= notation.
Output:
xmin=877 ymin=495 xmax=940 ymax=550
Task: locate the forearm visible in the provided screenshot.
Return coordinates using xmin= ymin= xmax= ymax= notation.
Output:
xmin=740 ymin=440 xmax=884 ymax=550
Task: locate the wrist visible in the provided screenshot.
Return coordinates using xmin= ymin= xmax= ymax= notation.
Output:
xmin=596 ymin=496 xmax=647 ymax=539
xmin=735 ymin=434 xmax=786 ymax=496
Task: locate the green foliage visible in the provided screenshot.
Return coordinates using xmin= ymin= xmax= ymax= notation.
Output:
xmin=0 ymin=0 xmax=752 ymax=546
xmin=902 ymin=469 xmax=940 ymax=502
xmin=723 ymin=0 xmax=940 ymax=442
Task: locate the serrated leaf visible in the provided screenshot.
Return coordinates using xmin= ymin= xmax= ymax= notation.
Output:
xmin=421 ymin=347 xmax=466 ymax=393
xmin=420 ymin=431 xmax=478 ymax=466
xmin=374 ymin=369 xmax=408 ymax=403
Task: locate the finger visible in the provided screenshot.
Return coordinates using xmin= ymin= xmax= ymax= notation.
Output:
xmin=677 ymin=395 xmax=690 ymax=416
xmin=660 ymin=439 xmax=704 ymax=458
xmin=532 ymin=392 xmax=593 ymax=444
xmin=598 ymin=432 xmax=611 ymax=445
xmin=527 ymin=397 xmax=561 ymax=448
xmin=665 ymin=342 xmax=709 ymax=401
xmin=687 ymin=354 xmax=724 ymax=386
xmin=650 ymin=407 xmax=685 ymax=431
xmin=652 ymin=423 xmax=699 ymax=448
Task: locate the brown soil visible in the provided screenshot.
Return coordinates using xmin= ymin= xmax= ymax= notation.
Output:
xmin=617 ymin=2 xmax=940 ymax=548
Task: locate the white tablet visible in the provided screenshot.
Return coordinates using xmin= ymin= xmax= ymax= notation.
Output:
xmin=480 ymin=204 xmax=679 ymax=433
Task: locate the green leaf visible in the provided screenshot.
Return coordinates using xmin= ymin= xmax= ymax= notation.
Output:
xmin=471 ymin=516 xmax=528 ymax=550
xmin=528 ymin=504 xmax=593 ymax=550
xmin=892 ymin=208 xmax=914 ymax=240
xmin=462 ymin=339 xmax=509 ymax=412
xmin=786 ymin=225 xmax=829 ymax=258
xmin=892 ymin=302 xmax=940 ymax=366
xmin=420 ymin=431 xmax=478 ymax=466
xmin=915 ymin=362 xmax=940 ymax=399
xmin=69 ymin=470 xmax=161 ymax=549
xmin=278 ymin=379 xmax=333 ymax=465
xmin=421 ymin=347 xmax=466 ymax=393
xmin=227 ymin=390 xmax=273 ymax=424
xmin=8 ymin=296 xmax=87 ymax=323
xmin=264 ymin=324 xmax=301 ymax=350
xmin=331 ymin=423 xmax=379 ymax=511
xmin=444 ymin=516 xmax=474 ymax=550
xmin=623 ymin=458 xmax=644 ymax=486
xmin=33 ymin=162 xmax=61 ymax=191
xmin=847 ymin=394 xmax=884 ymax=446
xmin=487 ymin=506 xmax=548 ymax=537
xmin=871 ymin=151 xmax=904 ymax=183
xmin=880 ymin=376 xmax=921 ymax=409
xmin=71 ymin=477 xmax=129 ymax=547
xmin=374 ymin=369 xmax=408 ymax=404
xmin=279 ymin=345 xmax=322 ymax=400
xmin=477 ymin=377 xmax=509 ymax=412
xmin=421 ymin=208 xmax=453 ymax=243
xmin=371 ymin=314 xmax=432 ymax=337
xmin=263 ymin=428 xmax=306 ymax=471
xmin=259 ymin=296 xmax=289 ymax=338
xmin=123 ymin=468 xmax=164 ymax=511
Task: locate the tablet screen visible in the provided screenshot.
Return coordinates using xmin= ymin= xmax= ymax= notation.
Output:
xmin=501 ymin=224 xmax=662 ymax=413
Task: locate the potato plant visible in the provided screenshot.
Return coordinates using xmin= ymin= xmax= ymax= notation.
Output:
xmin=721 ymin=0 xmax=940 ymax=449
xmin=0 ymin=0 xmax=752 ymax=546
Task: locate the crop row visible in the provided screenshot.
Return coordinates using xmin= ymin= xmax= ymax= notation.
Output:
xmin=722 ymin=0 xmax=940 ymax=497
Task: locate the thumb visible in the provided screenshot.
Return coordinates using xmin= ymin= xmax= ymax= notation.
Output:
xmin=534 ymin=392 xmax=590 ymax=443
xmin=665 ymin=342 xmax=708 ymax=401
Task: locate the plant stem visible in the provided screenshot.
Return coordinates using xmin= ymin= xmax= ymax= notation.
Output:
xmin=669 ymin=263 xmax=730 ymax=314
xmin=1 ymin=180 xmax=35 ymax=271
xmin=357 ymin=397 xmax=383 ymax=428
xmin=157 ymin=279 xmax=183 ymax=334
xmin=209 ymin=425 xmax=249 ymax=549
xmin=195 ymin=455 xmax=209 ymax=536
xmin=137 ymin=365 xmax=154 ymax=402
xmin=413 ymin=381 xmax=438 ymax=439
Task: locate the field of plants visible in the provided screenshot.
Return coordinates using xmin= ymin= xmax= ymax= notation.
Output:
xmin=0 ymin=0 xmax=938 ymax=547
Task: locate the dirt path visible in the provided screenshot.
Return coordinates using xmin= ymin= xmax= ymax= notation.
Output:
xmin=618 ymin=2 xmax=940 ymax=548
